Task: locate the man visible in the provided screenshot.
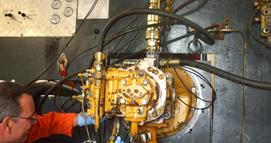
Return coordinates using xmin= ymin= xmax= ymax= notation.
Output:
xmin=0 ymin=82 xmax=94 ymax=143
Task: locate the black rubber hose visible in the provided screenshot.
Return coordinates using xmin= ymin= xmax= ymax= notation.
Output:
xmin=173 ymin=0 xmax=196 ymax=13
xmin=27 ymin=81 xmax=80 ymax=113
xmin=66 ymin=21 xmax=182 ymax=69
xmin=177 ymin=59 xmax=271 ymax=90
xmin=98 ymin=8 xmax=214 ymax=52
xmin=37 ymin=71 xmax=82 ymax=113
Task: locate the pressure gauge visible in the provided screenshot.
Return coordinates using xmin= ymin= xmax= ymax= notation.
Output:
xmin=63 ymin=7 xmax=73 ymax=17
xmin=50 ymin=14 xmax=60 ymax=24
xmin=52 ymin=0 xmax=62 ymax=10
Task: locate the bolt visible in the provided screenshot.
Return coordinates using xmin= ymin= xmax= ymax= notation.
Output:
xmin=138 ymin=71 xmax=145 ymax=77
xmin=147 ymin=67 xmax=153 ymax=72
xmin=120 ymin=98 xmax=126 ymax=104
xmin=134 ymin=89 xmax=139 ymax=93
xmin=142 ymin=80 xmax=148 ymax=86
xmin=263 ymin=27 xmax=270 ymax=34
xmin=164 ymin=112 xmax=170 ymax=117
xmin=153 ymin=69 xmax=159 ymax=75
xmin=254 ymin=1 xmax=259 ymax=6
xmin=121 ymin=79 xmax=127 ymax=85
xmin=159 ymin=74 xmax=165 ymax=79
xmin=141 ymin=99 xmax=148 ymax=105
xmin=127 ymin=89 xmax=131 ymax=93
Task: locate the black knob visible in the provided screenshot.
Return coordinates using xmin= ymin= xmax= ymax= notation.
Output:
xmin=5 ymin=13 xmax=13 ymax=17
xmin=21 ymin=13 xmax=26 ymax=17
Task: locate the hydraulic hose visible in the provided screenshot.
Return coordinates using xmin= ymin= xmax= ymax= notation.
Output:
xmin=98 ymin=8 xmax=214 ymax=52
xmin=161 ymin=59 xmax=271 ymax=90
xmin=179 ymin=59 xmax=271 ymax=90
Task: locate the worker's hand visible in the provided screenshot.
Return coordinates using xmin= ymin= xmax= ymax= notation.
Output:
xmin=115 ymin=136 xmax=124 ymax=143
xmin=76 ymin=113 xmax=95 ymax=127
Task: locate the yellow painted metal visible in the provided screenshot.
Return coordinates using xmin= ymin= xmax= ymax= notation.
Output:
xmin=78 ymin=0 xmax=197 ymax=139
xmin=157 ymin=67 xmax=197 ymax=137
xmin=84 ymin=66 xmax=159 ymax=136
xmin=137 ymin=67 xmax=197 ymax=142
xmin=82 ymin=66 xmax=197 ymax=141
xmin=131 ymin=122 xmax=139 ymax=137
xmin=165 ymin=0 xmax=173 ymax=13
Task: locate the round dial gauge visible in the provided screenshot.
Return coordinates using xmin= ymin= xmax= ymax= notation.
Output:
xmin=50 ymin=14 xmax=60 ymax=24
xmin=63 ymin=7 xmax=73 ymax=17
xmin=52 ymin=0 xmax=62 ymax=10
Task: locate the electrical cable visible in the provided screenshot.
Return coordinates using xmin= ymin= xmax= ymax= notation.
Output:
xmin=162 ymin=29 xmax=215 ymax=111
xmin=26 ymin=0 xmax=99 ymax=87
xmin=223 ymin=30 xmax=248 ymax=143
xmin=53 ymin=96 xmax=63 ymax=112
xmin=109 ymin=30 xmax=205 ymax=66
xmin=173 ymin=67 xmax=214 ymax=103
xmin=97 ymin=8 xmax=215 ymax=53
xmin=175 ymin=59 xmax=271 ymax=90
xmin=112 ymin=16 xmax=145 ymax=59
xmin=52 ymin=88 xmax=69 ymax=112
xmin=115 ymin=29 xmax=142 ymax=59
xmin=163 ymin=35 xmax=216 ymax=110
xmin=175 ymin=67 xmax=217 ymax=110
xmin=63 ymin=100 xmax=78 ymax=112
xmin=175 ymin=0 xmax=209 ymax=16
xmin=60 ymin=98 xmax=73 ymax=109
xmin=37 ymin=71 xmax=83 ymax=113
xmin=66 ymin=21 xmax=181 ymax=69
xmin=81 ymin=97 xmax=92 ymax=143
xmin=164 ymin=23 xmax=219 ymax=46
xmin=105 ymin=2 xmax=150 ymax=60
xmin=180 ymin=66 xmax=216 ymax=143
xmin=106 ymin=16 xmax=142 ymax=58
xmin=173 ymin=0 xmax=196 ymax=13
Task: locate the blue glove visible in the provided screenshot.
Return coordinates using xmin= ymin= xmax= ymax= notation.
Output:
xmin=77 ymin=113 xmax=95 ymax=126
xmin=115 ymin=136 xmax=124 ymax=143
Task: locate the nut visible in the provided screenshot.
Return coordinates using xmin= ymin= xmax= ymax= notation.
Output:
xmin=153 ymin=69 xmax=159 ymax=75
xmin=142 ymin=80 xmax=148 ymax=86
xmin=148 ymin=67 xmax=153 ymax=72
xmin=141 ymin=99 xmax=148 ymax=105
xmin=120 ymin=98 xmax=126 ymax=104
xmin=159 ymin=74 xmax=165 ymax=79
xmin=121 ymin=79 xmax=127 ymax=85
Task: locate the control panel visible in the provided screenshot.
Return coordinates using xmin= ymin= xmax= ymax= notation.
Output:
xmin=0 ymin=0 xmax=77 ymax=37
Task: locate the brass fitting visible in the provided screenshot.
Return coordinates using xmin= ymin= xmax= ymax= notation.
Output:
xmin=146 ymin=0 xmax=161 ymax=52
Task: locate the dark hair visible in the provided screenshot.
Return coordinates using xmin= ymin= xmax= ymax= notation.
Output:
xmin=0 ymin=82 xmax=27 ymax=122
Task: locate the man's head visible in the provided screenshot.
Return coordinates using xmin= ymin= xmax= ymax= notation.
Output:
xmin=0 ymin=82 xmax=36 ymax=143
